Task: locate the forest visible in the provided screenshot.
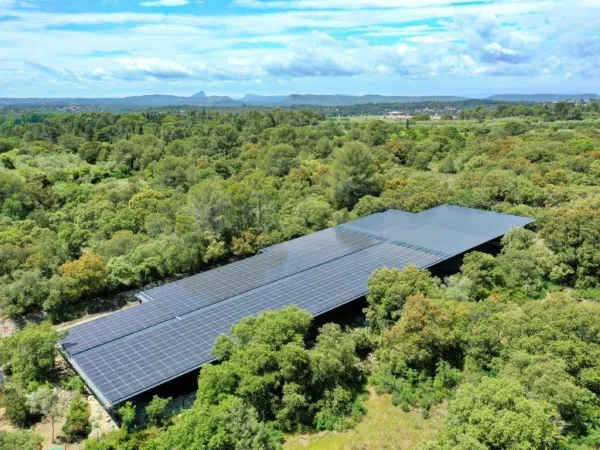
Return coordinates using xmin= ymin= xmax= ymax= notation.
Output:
xmin=297 ymin=98 xmax=599 ymax=118
xmin=1 ymin=100 xmax=600 ymax=449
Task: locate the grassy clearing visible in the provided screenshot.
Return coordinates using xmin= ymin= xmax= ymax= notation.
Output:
xmin=284 ymin=388 xmax=446 ymax=450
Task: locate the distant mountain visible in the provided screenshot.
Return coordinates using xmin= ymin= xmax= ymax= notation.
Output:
xmin=280 ymin=94 xmax=467 ymax=106
xmin=1 ymin=92 xmax=597 ymax=109
xmin=189 ymin=91 xmax=237 ymax=103
xmin=487 ymin=93 xmax=600 ymax=102
xmin=0 ymin=94 xmax=240 ymax=107
xmin=240 ymin=94 xmax=288 ymax=104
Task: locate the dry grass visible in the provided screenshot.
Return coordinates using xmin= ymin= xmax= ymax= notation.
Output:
xmin=284 ymin=389 xmax=446 ymax=450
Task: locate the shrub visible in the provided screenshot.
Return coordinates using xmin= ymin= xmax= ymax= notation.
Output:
xmin=62 ymin=393 xmax=91 ymax=442
xmin=1 ymin=384 xmax=37 ymax=427
xmin=61 ymin=375 xmax=87 ymax=394
xmin=118 ymin=401 xmax=136 ymax=432
xmin=145 ymin=395 xmax=172 ymax=427
xmin=0 ymin=430 xmax=44 ymax=450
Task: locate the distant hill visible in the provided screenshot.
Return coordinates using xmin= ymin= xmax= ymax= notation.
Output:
xmin=129 ymin=94 xmax=238 ymax=106
xmin=240 ymin=94 xmax=288 ymax=104
xmin=0 ymin=92 xmax=597 ymax=109
xmin=488 ymin=93 xmax=600 ymax=102
xmin=280 ymin=94 xmax=467 ymax=106
xmin=1 ymin=93 xmax=467 ymax=108
xmin=188 ymin=92 xmax=237 ymax=104
xmin=0 ymin=94 xmax=239 ymax=107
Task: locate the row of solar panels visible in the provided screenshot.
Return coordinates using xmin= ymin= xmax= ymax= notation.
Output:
xmin=61 ymin=205 xmax=534 ymax=407
xmin=62 ymin=228 xmax=382 ymax=356
xmin=70 ymin=242 xmax=442 ymax=406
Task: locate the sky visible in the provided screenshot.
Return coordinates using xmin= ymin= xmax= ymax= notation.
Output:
xmin=0 ymin=0 xmax=599 ymax=98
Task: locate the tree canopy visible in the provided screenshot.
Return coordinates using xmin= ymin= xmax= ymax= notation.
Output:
xmin=1 ymin=105 xmax=600 ymax=449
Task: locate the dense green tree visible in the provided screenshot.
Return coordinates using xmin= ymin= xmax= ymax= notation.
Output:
xmin=332 ymin=141 xmax=378 ymax=209
xmin=188 ymin=180 xmax=232 ymax=235
xmin=0 ymin=430 xmax=44 ymax=450
xmin=197 ymin=307 xmax=364 ymax=432
xmin=365 ymin=265 xmax=440 ymax=332
xmin=62 ymin=393 xmax=92 ymax=442
xmin=26 ymin=386 xmax=68 ymax=442
xmin=284 ymin=195 xmax=333 ymax=235
xmin=459 ymin=252 xmax=497 ymax=301
xmin=0 ymin=322 xmax=62 ymax=385
xmin=375 ymin=295 xmax=464 ymax=377
xmin=145 ymin=395 xmax=172 ymax=427
xmin=424 ymin=377 xmax=561 ymax=450
xmin=352 ymin=195 xmax=387 ymax=217
xmin=541 ymin=196 xmax=600 ymax=287
xmin=494 ymin=229 xmax=553 ymax=300
xmin=118 ymin=401 xmax=136 ymax=432
xmin=442 ymin=274 xmax=473 ymax=301
xmin=113 ymin=138 xmax=142 ymax=171
xmin=151 ymin=155 xmax=190 ymax=190
xmin=209 ymin=124 xmax=240 ymax=156
xmin=381 ymin=175 xmax=451 ymax=212
xmin=146 ymin=396 xmax=283 ymax=450
xmin=501 ymin=120 xmax=530 ymax=136
xmin=1 ymin=383 xmax=37 ymax=427
xmin=260 ymin=144 xmax=299 ymax=176
xmin=59 ymin=252 xmax=108 ymax=297
xmin=78 ymin=141 xmax=103 ymax=164
xmin=364 ymin=119 xmax=391 ymax=146
xmin=0 ymin=269 xmax=51 ymax=318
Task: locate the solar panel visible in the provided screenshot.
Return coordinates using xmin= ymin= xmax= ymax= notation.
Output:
xmin=60 ymin=205 xmax=534 ymax=408
xmin=338 ymin=205 xmax=534 ymax=256
xmin=70 ymin=242 xmax=442 ymax=405
xmin=64 ymin=228 xmax=381 ymax=355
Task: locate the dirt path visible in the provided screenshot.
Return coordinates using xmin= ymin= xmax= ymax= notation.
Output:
xmin=88 ymin=393 xmax=118 ymax=440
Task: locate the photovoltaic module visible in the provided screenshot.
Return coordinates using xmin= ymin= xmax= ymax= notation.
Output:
xmin=61 ymin=205 xmax=533 ymax=408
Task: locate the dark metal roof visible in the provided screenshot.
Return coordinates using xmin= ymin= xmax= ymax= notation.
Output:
xmin=61 ymin=205 xmax=533 ymax=407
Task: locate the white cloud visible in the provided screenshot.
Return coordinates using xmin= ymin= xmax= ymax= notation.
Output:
xmin=140 ymin=0 xmax=190 ymax=7
xmin=453 ymin=14 xmax=531 ymax=64
xmin=359 ymin=25 xmax=438 ymax=38
xmin=233 ymin=0 xmax=496 ymax=9
xmin=131 ymin=24 xmax=209 ymax=35
xmin=115 ymin=57 xmax=195 ymax=79
xmin=261 ymin=32 xmax=364 ymax=77
xmin=484 ymin=42 xmax=521 ymax=58
xmin=1 ymin=0 xmax=600 ymax=96
xmin=92 ymin=68 xmax=109 ymax=76
xmin=409 ymin=34 xmax=458 ymax=44
xmin=0 ymin=1 xmax=568 ymax=35
xmin=258 ymin=33 xmax=425 ymax=79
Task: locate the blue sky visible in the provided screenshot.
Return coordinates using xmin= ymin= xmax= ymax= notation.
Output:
xmin=0 ymin=0 xmax=598 ymax=98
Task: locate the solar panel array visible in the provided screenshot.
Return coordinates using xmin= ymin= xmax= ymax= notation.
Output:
xmin=64 ymin=228 xmax=380 ymax=355
xmin=61 ymin=205 xmax=534 ymax=407
xmin=339 ymin=204 xmax=534 ymax=256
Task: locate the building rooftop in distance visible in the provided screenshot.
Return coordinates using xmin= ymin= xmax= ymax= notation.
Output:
xmin=60 ymin=205 xmax=534 ymax=408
